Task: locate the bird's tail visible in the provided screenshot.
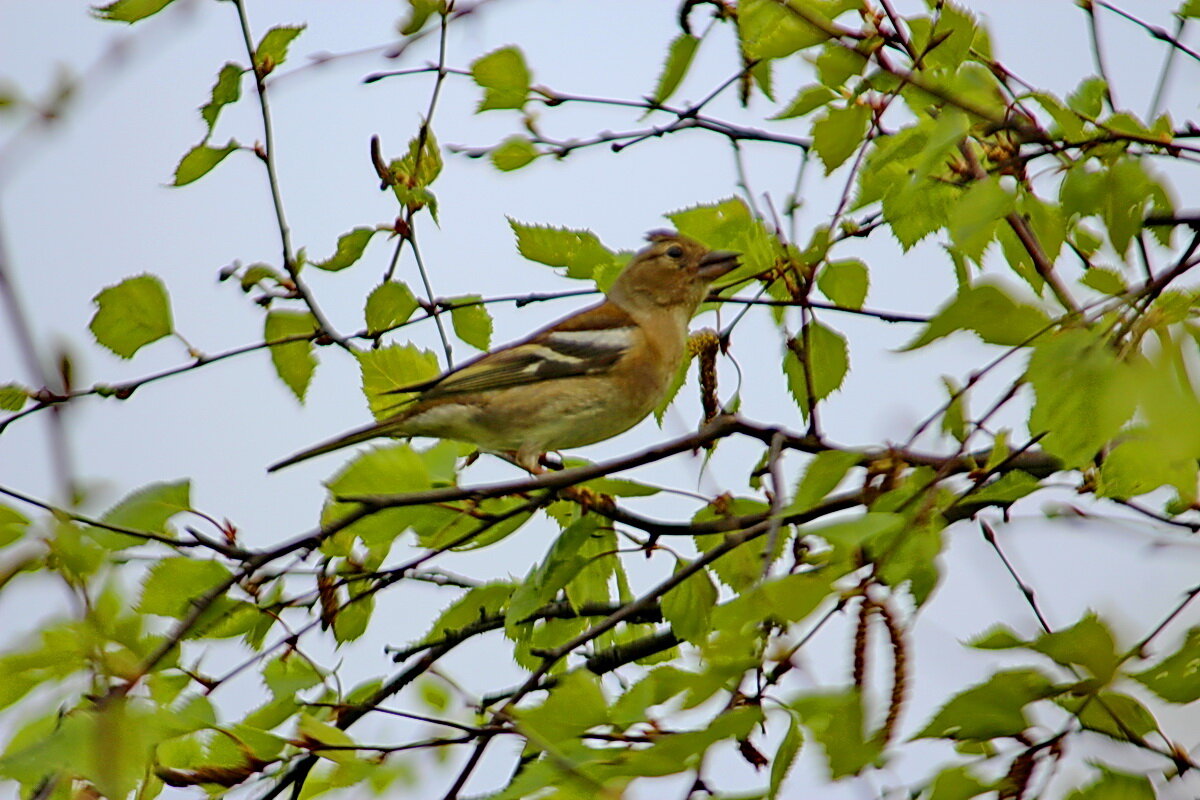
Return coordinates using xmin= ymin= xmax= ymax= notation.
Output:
xmin=267 ymin=420 xmax=394 ymax=473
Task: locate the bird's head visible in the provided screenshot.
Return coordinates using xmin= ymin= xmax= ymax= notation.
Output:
xmin=607 ymin=231 xmax=740 ymax=318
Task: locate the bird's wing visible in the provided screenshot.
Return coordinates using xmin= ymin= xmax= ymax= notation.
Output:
xmin=406 ymin=301 xmax=639 ymax=399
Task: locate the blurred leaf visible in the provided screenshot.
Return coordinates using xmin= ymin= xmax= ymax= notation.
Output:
xmin=297 ymin=714 xmax=358 ymax=763
xmin=448 ymin=296 xmax=492 ymax=350
xmin=98 ymin=480 xmax=191 ymax=547
xmin=490 ymin=136 xmax=538 ymax=171
xmin=1081 ymin=267 xmax=1126 ymax=295
xmin=417 ymin=583 xmax=513 ymax=645
xmin=903 ymin=283 xmax=1049 ymax=350
xmin=772 ymin=84 xmax=835 ymax=119
xmin=812 ymin=104 xmax=871 ymax=174
xmin=1027 ymin=329 xmax=1135 ymax=468
xmin=915 ymin=669 xmax=1058 ymax=740
xmin=470 ymin=46 xmax=531 ymax=111
xmin=312 ymin=227 xmax=383 ymax=272
xmin=791 ymin=449 xmax=860 ymax=512
xmin=738 ymin=0 xmax=832 ymax=60
xmin=1031 ymin=613 xmax=1120 ymax=683
xmin=0 ymin=505 xmax=28 ymax=550
xmin=139 ymin=557 xmax=231 ymax=617
xmin=89 ymin=274 xmax=174 ymax=359
xmin=817 ymin=259 xmax=868 ymax=308
xmin=254 ymin=25 xmax=305 ymax=76
xmin=661 ymin=566 xmax=717 ymax=644
xmin=515 ymin=671 xmax=607 ymax=745
xmin=791 ymin=690 xmax=879 ymax=778
xmin=399 ymin=0 xmax=444 ymax=35
xmin=173 ymin=140 xmax=238 ymax=186
xmin=768 ymin=711 xmax=803 ymax=799
xmin=264 ymin=310 xmax=318 ymax=402
xmin=949 ymin=177 xmax=1013 ymax=263
xmin=1057 ymin=691 xmax=1157 ymax=742
xmin=1132 ymin=627 xmax=1200 ymax=703
xmin=92 ymin=0 xmax=176 ymax=23
xmin=1064 ymin=767 xmax=1154 ymax=800
xmin=652 ymin=34 xmax=700 ymax=104
xmin=364 ymin=281 xmax=419 ymax=333
xmin=389 ymin=129 xmax=443 ymax=194
xmin=200 ymin=63 xmax=243 ymax=132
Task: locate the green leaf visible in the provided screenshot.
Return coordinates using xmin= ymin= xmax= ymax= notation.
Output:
xmin=1064 ymin=767 xmax=1155 ymax=800
xmin=1098 ymin=432 xmax=1196 ymax=500
xmin=768 ymin=711 xmax=803 ymax=799
xmin=1081 ymin=267 xmax=1127 ymax=295
xmin=356 ymin=344 xmax=441 ymax=420
xmin=399 ymin=0 xmax=444 ymax=35
xmin=515 ymin=671 xmax=607 ymax=744
xmin=903 ymin=283 xmax=1050 ymax=350
xmin=923 ymin=2 xmax=979 ymax=70
xmin=1030 ymin=612 xmax=1119 ymax=683
xmin=817 ymin=259 xmax=868 ymax=308
xmin=264 ymin=310 xmax=318 ymax=402
xmin=388 ymin=130 xmax=443 ymax=194
xmin=784 ymin=323 xmax=849 ymax=417
xmin=254 ymin=25 xmax=305 ymax=76
xmin=652 ymin=34 xmax=700 ymax=104
xmin=490 ymin=136 xmax=538 ymax=171
xmin=470 ymin=46 xmax=531 ymax=111
xmin=815 ymin=44 xmax=866 ymax=87
xmin=771 ymin=84 xmax=836 ymax=120
xmin=661 ymin=566 xmax=717 ymax=644
xmin=508 ymin=219 xmax=618 ymax=281
xmin=1067 ymin=77 xmax=1107 ymax=118
xmin=200 ymin=63 xmax=243 ymax=132
xmin=1058 ymin=691 xmax=1157 ymax=742
xmin=448 ymin=296 xmax=493 ymax=350
xmin=89 ymin=274 xmax=174 ymax=358
xmin=172 ymin=139 xmax=238 ymax=186
xmin=92 ymin=0 xmax=176 ymax=23
xmin=915 ymin=669 xmax=1058 ymax=740
xmin=1132 ymin=626 xmax=1200 ymax=703
xmin=1182 ymin=0 xmax=1200 ymax=18
xmin=738 ymin=0 xmax=832 ymax=60
xmin=0 ymin=505 xmax=30 ymax=549
xmin=333 ymin=592 xmax=373 ymax=643
xmin=811 ymin=104 xmax=871 ymax=174
xmin=948 ymin=177 xmax=1013 ymax=263
xmin=139 ymin=557 xmax=231 ymax=617
xmin=100 ymin=479 xmax=191 ymax=542
xmin=312 ymin=227 xmax=382 ymax=271
xmin=1026 ymin=328 xmax=1135 ymax=468
xmin=653 ymin=351 xmax=692 ymax=425
xmin=792 ymin=449 xmax=860 ymax=512
xmin=923 ymin=766 xmax=990 ymax=800
xmin=506 ymin=516 xmax=599 ymax=626
xmin=791 ymin=690 xmax=879 ymax=779
xmin=417 ymin=583 xmax=513 ymax=645
xmin=0 ymin=383 xmax=28 ymax=411
xmin=364 ymin=281 xmax=419 ymax=334
xmin=322 ymin=444 xmax=433 ymax=548
xmin=297 ymin=714 xmax=358 ymax=763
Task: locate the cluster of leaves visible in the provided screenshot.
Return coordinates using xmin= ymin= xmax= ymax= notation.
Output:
xmin=3 ymin=1 xmax=1200 ymax=799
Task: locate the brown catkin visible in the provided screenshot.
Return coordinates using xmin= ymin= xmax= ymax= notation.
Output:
xmin=851 ymin=597 xmax=874 ymax=689
xmin=875 ymin=598 xmax=908 ymax=746
xmin=688 ymin=329 xmax=721 ymax=424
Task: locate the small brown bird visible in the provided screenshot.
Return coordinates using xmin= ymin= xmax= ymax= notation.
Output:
xmin=268 ymin=231 xmax=738 ymax=473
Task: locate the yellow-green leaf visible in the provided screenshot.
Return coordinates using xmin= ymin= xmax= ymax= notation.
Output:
xmin=89 ymin=274 xmax=174 ymax=359
xmin=264 ymin=310 xmax=319 ymax=402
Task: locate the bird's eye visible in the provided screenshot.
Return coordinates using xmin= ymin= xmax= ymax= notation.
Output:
xmin=666 ymin=245 xmax=684 ymax=259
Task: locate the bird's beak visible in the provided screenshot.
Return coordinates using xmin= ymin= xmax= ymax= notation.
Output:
xmin=697 ymin=250 xmax=740 ymax=280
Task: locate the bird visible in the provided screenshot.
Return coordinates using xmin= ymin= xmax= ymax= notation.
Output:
xmin=268 ymin=231 xmax=739 ymax=474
